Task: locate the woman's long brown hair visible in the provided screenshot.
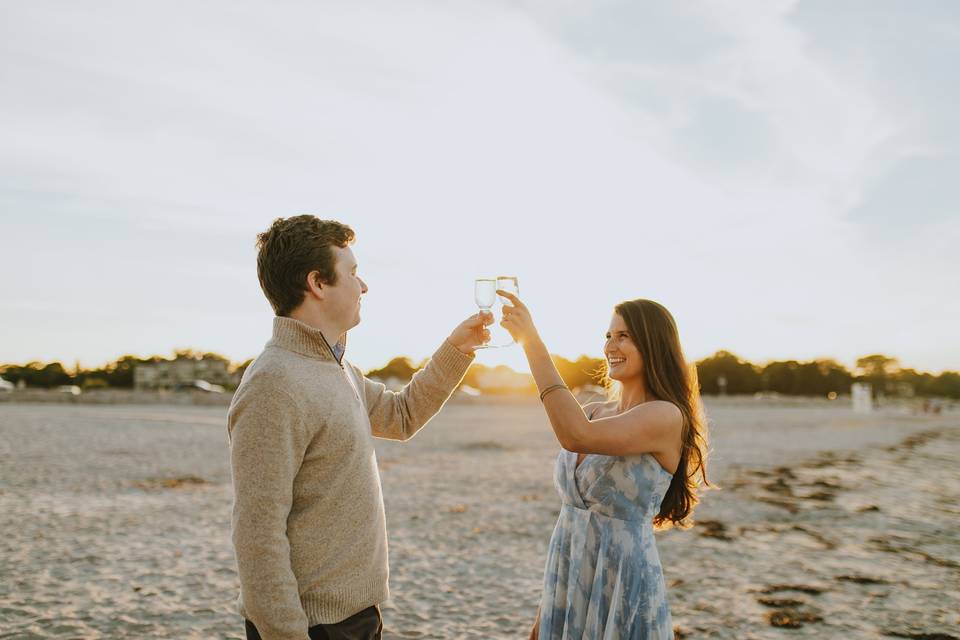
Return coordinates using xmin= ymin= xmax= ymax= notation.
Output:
xmin=610 ymin=299 xmax=711 ymax=529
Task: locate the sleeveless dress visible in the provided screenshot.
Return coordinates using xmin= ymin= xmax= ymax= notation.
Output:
xmin=537 ymin=439 xmax=675 ymax=639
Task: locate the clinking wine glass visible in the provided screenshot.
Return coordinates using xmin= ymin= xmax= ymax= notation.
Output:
xmin=474 ymin=278 xmax=497 ymax=349
xmin=473 ymin=276 xmax=519 ymax=349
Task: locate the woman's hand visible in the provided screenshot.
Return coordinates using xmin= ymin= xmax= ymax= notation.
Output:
xmin=497 ymin=290 xmax=541 ymax=347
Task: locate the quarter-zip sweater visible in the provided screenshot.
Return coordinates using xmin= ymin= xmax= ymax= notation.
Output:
xmin=228 ymin=317 xmax=473 ymax=639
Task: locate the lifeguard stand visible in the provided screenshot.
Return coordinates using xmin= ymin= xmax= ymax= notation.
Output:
xmin=852 ymin=382 xmax=873 ymax=414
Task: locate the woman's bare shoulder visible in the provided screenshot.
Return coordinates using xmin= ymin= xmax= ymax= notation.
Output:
xmin=626 ymin=400 xmax=684 ymax=431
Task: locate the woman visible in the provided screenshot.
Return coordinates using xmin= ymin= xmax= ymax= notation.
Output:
xmin=498 ymin=291 xmax=710 ymax=640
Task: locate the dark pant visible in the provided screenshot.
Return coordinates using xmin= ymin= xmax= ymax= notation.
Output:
xmin=245 ymin=606 xmax=382 ymax=640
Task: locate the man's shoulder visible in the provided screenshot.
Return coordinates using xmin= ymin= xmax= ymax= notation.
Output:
xmin=238 ymin=348 xmax=294 ymax=387
xmin=236 ymin=346 xmax=345 ymax=399
xmin=342 ymin=358 xmax=365 ymax=378
xmin=232 ymin=349 xmax=297 ymax=403
xmin=229 ymin=350 xmax=309 ymax=429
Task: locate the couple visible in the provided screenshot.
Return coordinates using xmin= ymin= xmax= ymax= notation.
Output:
xmin=228 ymin=216 xmax=710 ymax=640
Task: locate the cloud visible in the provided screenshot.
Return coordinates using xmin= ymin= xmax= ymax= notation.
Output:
xmin=1 ymin=1 xmax=957 ymax=371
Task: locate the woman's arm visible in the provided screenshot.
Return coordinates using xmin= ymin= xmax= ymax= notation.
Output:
xmin=523 ymin=333 xmax=680 ymax=455
xmin=500 ymin=291 xmax=682 ymax=457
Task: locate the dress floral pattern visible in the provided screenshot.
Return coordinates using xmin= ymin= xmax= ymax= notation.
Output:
xmin=538 ymin=445 xmax=675 ymax=640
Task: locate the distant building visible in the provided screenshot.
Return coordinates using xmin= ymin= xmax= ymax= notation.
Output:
xmin=134 ymin=355 xmax=233 ymax=391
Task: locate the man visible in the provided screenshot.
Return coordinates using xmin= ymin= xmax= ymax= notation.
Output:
xmin=228 ymin=215 xmax=491 ymax=640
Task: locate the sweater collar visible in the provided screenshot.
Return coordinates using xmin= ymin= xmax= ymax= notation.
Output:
xmin=270 ymin=316 xmax=345 ymax=363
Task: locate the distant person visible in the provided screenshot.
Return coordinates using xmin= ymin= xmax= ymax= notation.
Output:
xmin=228 ymin=215 xmax=491 ymax=640
xmin=497 ymin=291 xmax=710 ymax=640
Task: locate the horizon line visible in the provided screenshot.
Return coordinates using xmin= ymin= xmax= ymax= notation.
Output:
xmin=1 ymin=348 xmax=956 ymax=377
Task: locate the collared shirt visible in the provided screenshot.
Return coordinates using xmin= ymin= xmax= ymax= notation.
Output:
xmin=331 ymin=341 xmax=345 ymax=363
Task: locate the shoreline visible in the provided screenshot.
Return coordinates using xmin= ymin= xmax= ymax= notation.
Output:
xmin=2 ymin=387 xmax=956 ymax=413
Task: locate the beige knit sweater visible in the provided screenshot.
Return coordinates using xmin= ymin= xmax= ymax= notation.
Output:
xmin=228 ymin=317 xmax=473 ymax=639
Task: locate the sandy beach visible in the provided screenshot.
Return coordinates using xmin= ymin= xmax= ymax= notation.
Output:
xmin=0 ymin=398 xmax=957 ymax=639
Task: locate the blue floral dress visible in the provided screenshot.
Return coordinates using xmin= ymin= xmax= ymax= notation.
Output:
xmin=537 ymin=442 xmax=675 ymax=639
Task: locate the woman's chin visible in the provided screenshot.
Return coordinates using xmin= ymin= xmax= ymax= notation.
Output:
xmin=608 ymin=369 xmax=640 ymax=384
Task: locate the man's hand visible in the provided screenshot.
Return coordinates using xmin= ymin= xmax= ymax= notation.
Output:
xmin=448 ymin=311 xmax=493 ymax=355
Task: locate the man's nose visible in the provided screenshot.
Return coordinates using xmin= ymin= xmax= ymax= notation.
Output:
xmin=360 ymin=278 xmax=369 ymax=294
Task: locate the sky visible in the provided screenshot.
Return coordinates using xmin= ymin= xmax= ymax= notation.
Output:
xmin=1 ymin=0 xmax=958 ymax=374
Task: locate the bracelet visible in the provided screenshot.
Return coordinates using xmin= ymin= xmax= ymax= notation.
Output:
xmin=539 ymin=384 xmax=568 ymax=402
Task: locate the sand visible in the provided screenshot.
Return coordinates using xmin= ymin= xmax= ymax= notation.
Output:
xmin=0 ymin=399 xmax=957 ymax=639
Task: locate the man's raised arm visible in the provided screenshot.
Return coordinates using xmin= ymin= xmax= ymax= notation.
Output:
xmin=358 ymin=312 xmax=490 ymax=440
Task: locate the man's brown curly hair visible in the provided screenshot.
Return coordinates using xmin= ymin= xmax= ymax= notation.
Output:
xmin=255 ymin=215 xmax=355 ymax=316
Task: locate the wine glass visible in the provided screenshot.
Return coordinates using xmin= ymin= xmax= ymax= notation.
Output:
xmin=474 ymin=278 xmax=497 ymax=349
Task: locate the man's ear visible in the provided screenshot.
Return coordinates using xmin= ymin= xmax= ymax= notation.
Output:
xmin=305 ymin=270 xmax=325 ymax=301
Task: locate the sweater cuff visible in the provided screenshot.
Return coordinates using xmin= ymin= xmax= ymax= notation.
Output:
xmin=434 ymin=339 xmax=475 ymax=375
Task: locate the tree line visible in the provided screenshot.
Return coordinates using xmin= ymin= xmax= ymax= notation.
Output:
xmin=3 ymin=350 xmax=958 ymax=399
xmin=363 ymin=352 xmax=960 ymax=399
xmin=0 ymin=350 xmax=233 ymax=390
xmin=695 ymin=351 xmax=960 ymax=399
